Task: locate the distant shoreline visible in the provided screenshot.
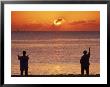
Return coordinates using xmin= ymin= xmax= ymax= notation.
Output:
xmin=11 ymin=74 xmax=100 ymax=77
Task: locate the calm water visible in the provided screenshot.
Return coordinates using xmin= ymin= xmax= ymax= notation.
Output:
xmin=11 ymin=31 xmax=100 ymax=75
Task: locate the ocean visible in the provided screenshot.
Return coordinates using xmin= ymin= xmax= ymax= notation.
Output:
xmin=11 ymin=31 xmax=100 ymax=75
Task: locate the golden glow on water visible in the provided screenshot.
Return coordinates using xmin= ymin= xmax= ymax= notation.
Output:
xmin=51 ymin=65 xmax=61 ymax=74
xmin=11 ymin=63 xmax=100 ymax=75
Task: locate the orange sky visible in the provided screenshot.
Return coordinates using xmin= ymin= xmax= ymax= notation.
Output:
xmin=11 ymin=11 xmax=100 ymax=31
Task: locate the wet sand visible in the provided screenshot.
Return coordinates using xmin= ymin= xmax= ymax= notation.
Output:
xmin=11 ymin=74 xmax=100 ymax=77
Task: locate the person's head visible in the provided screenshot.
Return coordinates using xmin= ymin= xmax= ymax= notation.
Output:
xmin=83 ymin=50 xmax=87 ymax=55
xmin=23 ymin=51 xmax=26 ymax=56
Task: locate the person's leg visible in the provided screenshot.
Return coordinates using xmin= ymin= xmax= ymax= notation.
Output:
xmin=20 ymin=69 xmax=23 ymax=76
xmin=81 ymin=65 xmax=84 ymax=75
xmin=86 ymin=66 xmax=89 ymax=75
xmin=25 ymin=68 xmax=28 ymax=76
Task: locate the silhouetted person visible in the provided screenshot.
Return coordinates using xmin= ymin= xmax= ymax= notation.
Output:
xmin=80 ymin=48 xmax=90 ymax=75
xmin=18 ymin=51 xmax=29 ymax=76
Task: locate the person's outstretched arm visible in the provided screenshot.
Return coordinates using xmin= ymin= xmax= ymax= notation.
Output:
xmin=27 ymin=55 xmax=29 ymax=60
xmin=18 ymin=55 xmax=20 ymax=60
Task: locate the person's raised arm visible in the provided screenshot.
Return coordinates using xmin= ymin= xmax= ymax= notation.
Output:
xmin=88 ymin=48 xmax=90 ymax=58
xmin=89 ymin=48 xmax=90 ymax=53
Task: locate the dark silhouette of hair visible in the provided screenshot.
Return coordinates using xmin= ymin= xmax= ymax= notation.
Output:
xmin=83 ymin=50 xmax=87 ymax=55
xmin=23 ymin=51 xmax=26 ymax=55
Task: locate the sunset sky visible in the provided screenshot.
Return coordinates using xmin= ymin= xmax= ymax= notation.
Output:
xmin=11 ymin=11 xmax=100 ymax=31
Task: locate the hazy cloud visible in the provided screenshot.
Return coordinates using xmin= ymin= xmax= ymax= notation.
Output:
xmin=69 ymin=20 xmax=96 ymax=25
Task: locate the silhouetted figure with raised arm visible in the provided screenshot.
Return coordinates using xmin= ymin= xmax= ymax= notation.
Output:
xmin=80 ymin=48 xmax=90 ymax=75
xmin=18 ymin=51 xmax=29 ymax=76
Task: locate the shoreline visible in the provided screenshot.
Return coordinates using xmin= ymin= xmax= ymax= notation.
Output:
xmin=11 ymin=74 xmax=100 ymax=77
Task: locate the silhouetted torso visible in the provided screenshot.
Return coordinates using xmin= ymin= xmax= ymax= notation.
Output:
xmin=80 ymin=53 xmax=90 ymax=68
xmin=19 ymin=56 xmax=29 ymax=70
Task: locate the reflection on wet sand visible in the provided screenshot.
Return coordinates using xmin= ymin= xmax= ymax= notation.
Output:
xmin=12 ymin=63 xmax=100 ymax=75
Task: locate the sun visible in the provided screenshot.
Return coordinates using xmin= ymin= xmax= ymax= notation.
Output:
xmin=54 ymin=20 xmax=62 ymax=26
xmin=53 ymin=18 xmax=64 ymax=26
